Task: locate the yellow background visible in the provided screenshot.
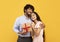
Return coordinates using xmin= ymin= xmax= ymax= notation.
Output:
xmin=0 ymin=0 xmax=60 ymax=42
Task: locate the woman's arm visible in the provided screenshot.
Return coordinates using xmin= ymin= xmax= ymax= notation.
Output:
xmin=31 ymin=22 xmax=41 ymax=37
xmin=33 ymin=27 xmax=41 ymax=37
xmin=30 ymin=22 xmax=35 ymax=37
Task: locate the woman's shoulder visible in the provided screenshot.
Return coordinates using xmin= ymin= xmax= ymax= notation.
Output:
xmin=38 ymin=21 xmax=42 ymax=24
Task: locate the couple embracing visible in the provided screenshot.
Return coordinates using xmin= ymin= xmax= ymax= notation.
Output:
xmin=13 ymin=4 xmax=45 ymax=42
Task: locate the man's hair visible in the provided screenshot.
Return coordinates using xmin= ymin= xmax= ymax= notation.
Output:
xmin=24 ymin=4 xmax=34 ymax=12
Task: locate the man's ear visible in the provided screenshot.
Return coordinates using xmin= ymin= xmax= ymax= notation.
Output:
xmin=25 ymin=10 xmax=26 ymax=12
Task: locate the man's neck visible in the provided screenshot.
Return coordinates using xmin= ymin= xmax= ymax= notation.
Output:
xmin=24 ymin=13 xmax=30 ymax=19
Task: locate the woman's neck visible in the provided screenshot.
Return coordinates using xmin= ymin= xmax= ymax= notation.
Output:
xmin=34 ymin=20 xmax=38 ymax=24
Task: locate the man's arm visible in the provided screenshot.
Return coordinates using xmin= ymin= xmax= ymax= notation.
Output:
xmin=13 ymin=17 xmax=20 ymax=33
xmin=13 ymin=17 xmax=27 ymax=34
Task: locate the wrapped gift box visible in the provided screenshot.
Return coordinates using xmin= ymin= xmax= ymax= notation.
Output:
xmin=21 ymin=23 xmax=31 ymax=32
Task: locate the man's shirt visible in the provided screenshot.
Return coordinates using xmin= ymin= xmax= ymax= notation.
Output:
xmin=13 ymin=15 xmax=32 ymax=37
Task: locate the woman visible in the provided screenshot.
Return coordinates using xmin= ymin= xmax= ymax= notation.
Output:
xmin=30 ymin=12 xmax=45 ymax=42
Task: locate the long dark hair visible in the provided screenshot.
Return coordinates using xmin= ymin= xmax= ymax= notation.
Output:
xmin=31 ymin=12 xmax=42 ymax=22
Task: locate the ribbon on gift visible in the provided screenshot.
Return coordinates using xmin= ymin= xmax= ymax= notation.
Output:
xmin=22 ymin=23 xmax=31 ymax=32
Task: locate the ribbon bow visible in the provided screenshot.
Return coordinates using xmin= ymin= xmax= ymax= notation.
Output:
xmin=22 ymin=23 xmax=31 ymax=32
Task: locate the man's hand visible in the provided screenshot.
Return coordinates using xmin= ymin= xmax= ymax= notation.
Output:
xmin=18 ymin=30 xmax=27 ymax=35
xmin=22 ymin=30 xmax=27 ymax=35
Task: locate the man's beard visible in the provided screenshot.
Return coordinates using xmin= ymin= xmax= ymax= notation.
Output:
xmin=26 ymin=13 xmax=31 ymax=18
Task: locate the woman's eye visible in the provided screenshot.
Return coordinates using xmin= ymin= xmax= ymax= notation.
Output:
xmin=33 ymin=15 xmax=34 ymax=16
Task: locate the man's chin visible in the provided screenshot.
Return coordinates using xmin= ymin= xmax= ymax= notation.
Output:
xmin=27 ymin=13 xmax=31 ymax=15
xmin=27 ymin=14 xmax=31 ymax=17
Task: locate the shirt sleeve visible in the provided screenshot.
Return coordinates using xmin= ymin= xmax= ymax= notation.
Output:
xmin=13 ymin=17 xmax=20 ymax=33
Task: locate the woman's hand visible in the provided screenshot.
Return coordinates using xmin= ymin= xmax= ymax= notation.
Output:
xmin=34 ymin=28 xmax=40 ymax=37
xmin=31 ymin=22 xmax=35 ymax=29
xmin=40 ymin=22 xmax=45 ymax=29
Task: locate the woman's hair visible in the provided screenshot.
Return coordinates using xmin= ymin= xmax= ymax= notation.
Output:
xmin=31 ymin=12 xmax=42 ymax=21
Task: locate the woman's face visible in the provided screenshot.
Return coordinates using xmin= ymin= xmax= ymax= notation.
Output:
xmin=31 ymin=13 xmax=37 ymax=21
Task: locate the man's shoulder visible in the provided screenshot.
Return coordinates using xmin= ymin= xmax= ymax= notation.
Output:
xmin=16 ymin=15 xmax=25 ymax=19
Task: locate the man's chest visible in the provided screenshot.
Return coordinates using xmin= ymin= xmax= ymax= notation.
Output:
xmin=19 ymin=18 xmax=32 ymax=27
xmin=19 ymin=18 xmax=32 ymax=32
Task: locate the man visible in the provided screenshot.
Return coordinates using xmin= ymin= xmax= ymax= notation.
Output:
xmin=13 ymin=4 xmax=34 ymax=42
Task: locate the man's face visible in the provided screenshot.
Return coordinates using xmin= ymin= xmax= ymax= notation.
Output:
xmin=25 ymin=8 xmax=33 ymax=16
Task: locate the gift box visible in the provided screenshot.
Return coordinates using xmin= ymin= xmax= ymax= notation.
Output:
xmin=21 ymin=23 xmax=31 ymax=32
